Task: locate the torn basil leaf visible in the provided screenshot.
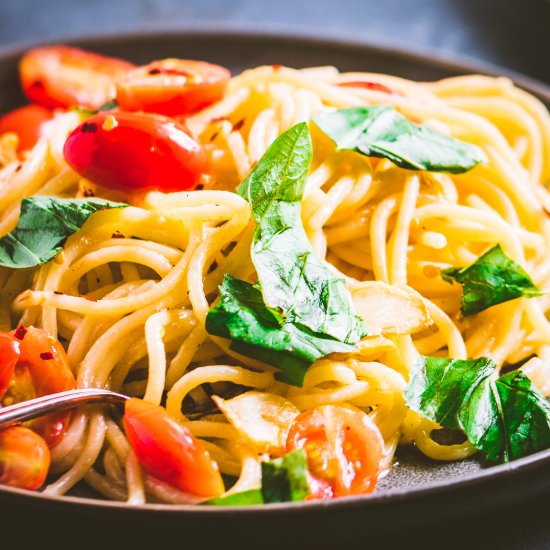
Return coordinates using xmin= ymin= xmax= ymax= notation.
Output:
xmin=312 ymin=106 xmax=486 ymax=174
xmin=0 ymin=196 xmax=127 ymax=269
xmin=206 ymin=275 xmax=355 ymax=387
xmin=405 ymin=356 xmax=550 ymax=462
xmin=207 ymin=450 xmax=310 ymax=506
xmin=206 ymin=489 xmax=264 ymax=506
xmin=236 ymin=122 xmax=366 ymax=344
xmin=441 ymin=244 xmax=543 ymax=316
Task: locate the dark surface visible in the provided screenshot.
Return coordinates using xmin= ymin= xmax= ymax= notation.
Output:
xmin=0 ymin=2 xmax=549 ymax=549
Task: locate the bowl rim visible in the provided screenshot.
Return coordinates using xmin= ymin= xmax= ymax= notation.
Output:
xmin=0 ymin=27 xmax=549 ymax=516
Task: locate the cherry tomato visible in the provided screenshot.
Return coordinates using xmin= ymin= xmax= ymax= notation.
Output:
xmin=123 ymin=398 xmax=224 ymax=498
xmin=338 ymin=81 xmax=397 ymax=95
xmin=0 ymin=105 xmax=53 ymax=151
xmin=20 ymin=46 xmax=135 ymax=110
xmin=0 ymin=426 xmax=50 ymax=490
xmin=286 ymin=405 xmax=385 ymax=498
xmin=0 ymin=334 xmax=20 ymax=399
xmin=63 ymin=111 xmax=206 ymax=193
xmin=115 ymin=58 xmax=230 ymax=116
xmin=2 ymin=326 xmax=76 ymax=447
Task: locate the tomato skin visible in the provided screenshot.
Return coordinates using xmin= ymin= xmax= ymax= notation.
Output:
xmin=286 ymin=405 xmax=385 ymax=498
xmin=0 ymin=105 xmax=53 ymax=151
xmin=123 ymin=398 xmax=224 ymax=498
xmin=2 ymin=327 xmax=76 ymax=447
xmin=115 ymin=58 xmax=230 ymax=116
xmin=63 ymin=111 xmax=206 ymax=193
xmin=0 ymin=426 xmax=50 ymax=490
xmin=20 ymin=46 xmax=134 ymax=110
xmin=0 ymin=334 xmax=20 ymax=400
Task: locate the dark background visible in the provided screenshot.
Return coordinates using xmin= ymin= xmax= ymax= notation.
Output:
xmin=0 ymin=0 xmax=549 ymax=84
xmin=0 ymin=0 xmax=549 ymax=548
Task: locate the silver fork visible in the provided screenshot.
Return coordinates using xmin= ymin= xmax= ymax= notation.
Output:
xmin=0 ymin=389 xmax=129 ymax=429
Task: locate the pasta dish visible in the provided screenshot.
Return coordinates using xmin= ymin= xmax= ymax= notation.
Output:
xmin=0 ymin=45 xmax=549 ymax=505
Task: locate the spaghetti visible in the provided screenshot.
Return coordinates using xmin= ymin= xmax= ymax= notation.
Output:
xmin=1 ymin=53 xmax=550 ymax=505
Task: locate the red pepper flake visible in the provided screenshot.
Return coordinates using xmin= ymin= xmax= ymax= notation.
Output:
xmin=232 ymin=118 xmax=245 ymax=132
xmin=53 ymin=290 xmax=64 ymax=295
xmin=30 ymin=80 xmax=45 ymax=92
xmin=13 ymin=325 xmax=27 ymax=340
xmin=111 ymin=231 xmax=125 ymax=239
xmin=40 ymin=352 xmax=54 ymax=360
xmin=15 ymin=164 xmax=22 ymax=173
xmin=195 ymin=183 xmax=204 ymax=190
xmin=81 ymin=122 xmax=98 ymax=134
xmin=209 ymin=131 xmax=219 ymax=142
xmin=83 ymin=188 xmax=95 ymax=197
xmin=271 ymin=64 xmax=283 ymax=71
xmin=148 ymin=68 xmax=161 ymax=75
xmin=210 ymin=116 xmax=227 ymax=124
xmin=339 ymin=81 xmax=398 ymax=95
xmin=79 ymin=294 xmax=97 ymax=302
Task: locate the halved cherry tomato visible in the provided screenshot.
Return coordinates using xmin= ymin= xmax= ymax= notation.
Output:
xmin=286 ymin=405 xmax=385 ymax=498
xmin=63 ymin=111 xmax=206 ymax=192
xmin=2 ymin=326 xmax=76 ymax=447
xmin=123 ymin=398 xmax=224 ymax=498
xmin=20 ymin=46 xmax=135 ymax=110
xmin=116 ymin=58 xmax=230 ymax=116
xmin=338 ymin=81 xmax=397 ymax=95
xmin=0 ymin=105 xmax=53 ymax=151
xmin=0 ymin=333 xmax=20 ymax=399
xmin=0 ymin=426 xmax=50 ymax=490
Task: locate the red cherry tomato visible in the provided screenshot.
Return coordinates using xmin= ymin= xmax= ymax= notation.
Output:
xmin=0 ymin=105 xmax=53 ymax=151
xmin=2 ymin=326 xmax=76 ymax=447
xmin=0 ymin=334 xmax=20 ymax=399
xmin=20 ymin=46 xmax=135 ymax=110
xmin=123 ymin=398 xmax=224 ymax=498
xmin=115 ymin=58 xmax=230 ymax=116
xmin=0 ymin=426 xmax=50 ymax=490
xmin=338 ymin=81 xmax=397 ymax=95
xmin=286 ymin=405 xmax=385 ymax=498
xmin=63 ymin=111 xmax=206 ymax=193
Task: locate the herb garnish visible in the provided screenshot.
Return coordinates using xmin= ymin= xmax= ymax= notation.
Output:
xmin=405 ymin=356 xmax=550 ymax=462
xmin=312 ymin=106 xmax=486 ymax=174
xmin=206 ymin=123 xmax=366 ymax=385
xmin=441 ymin=244 xmax=543 ymax=316
xmin=0 ymin=196 xmax=126 ymax=268
xmin=207 ymin=449 xmax=310 ymax=506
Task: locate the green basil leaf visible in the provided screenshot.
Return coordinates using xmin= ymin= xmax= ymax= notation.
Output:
xmin=404 ymin=356 xmax=495 ymax=431
xmin=441 ymin=244 xmax=543 ymax=316
xmin=261 ymin=449 xmax=310 ymax=503
xmin=236 ymin=122 xmax=366 ymax=344
xmin=312 ymin=106 xmax=486 ymax=174
xmin=206 ymin=450 xmax=310 ymax=506
xmin=405 ymin=356 xmax=550 ymax=462
xmin=206 ymin=275 xmax=355 ymax=387
xmin=0 ymin=196 xmax=127 ymax=269
xmin=206 ymin=489 xmax=264 ymax=506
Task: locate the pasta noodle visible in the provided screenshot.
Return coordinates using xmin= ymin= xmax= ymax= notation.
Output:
xmin=1 ymin=61 xmax=550 ymax=504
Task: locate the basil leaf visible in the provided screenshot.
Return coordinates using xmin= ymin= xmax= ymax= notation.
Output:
xmin=237 ymin=122 xmax=366 ymax=344
xmin=312 ymin=106 xmax=486 ymax=174
xmin=206 ymin=275 xmax=355 ymax=387
xmin=0 ymin=196 xmax=127 ymax=269
xmin=261 ymin=449 xmax=310 ymax=503
xmin=404 ymin=356 xmax=495 ymax=431
xmin=207 ymin=450 xmax=310 ymax=506
xmin=441 ymin=244 xmax=543 ymax=316
xmin=405 ymin=356 xmax=550 ymax=462
xmin=206 ymin=489 xmax=264 ymax=506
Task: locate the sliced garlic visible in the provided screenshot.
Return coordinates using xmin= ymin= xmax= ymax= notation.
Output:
xmin=213 ymin=391 xmax=300 ymax=456
xmin=351 ymin=281 xmax=432 ymax=336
